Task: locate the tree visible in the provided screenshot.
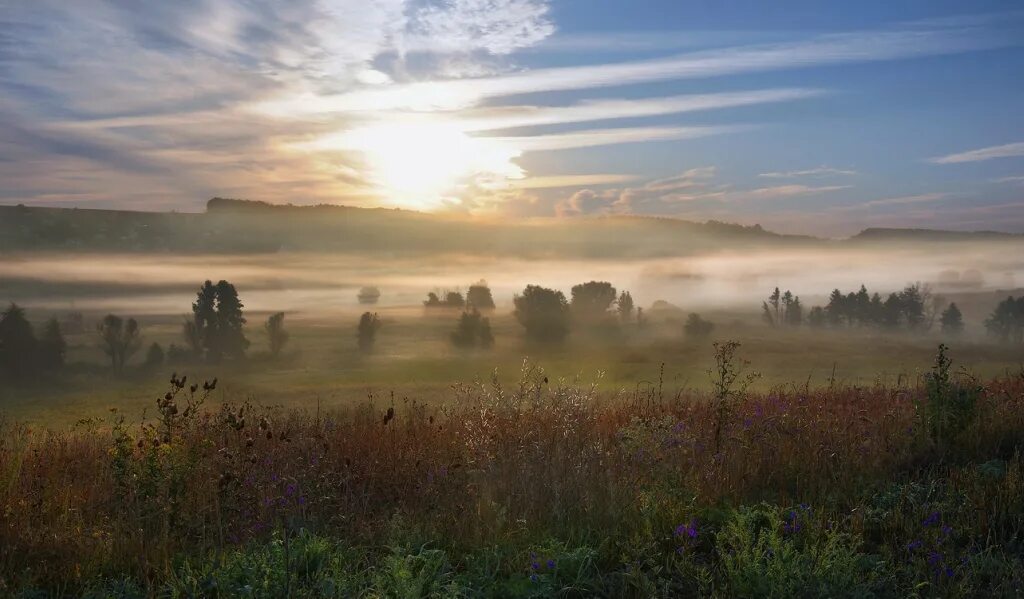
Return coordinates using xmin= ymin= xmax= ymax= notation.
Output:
xmin=898 ymin=283 xmax=926 ymax=331
xmin=514 ymin=285 xmax=570 ymax=344
xmin=357 ymin=287 xmax=381 ymax=304
xmin=144 ymin=342 xmax=165 ymax=369
xmin=38 ymin=318 xmax=66 ymax=370
xmin=985 ymin=296 xmax=1024 ymax=343
xmin=188 ymin=280 xmax=248 ymax=362
xmin=265 ymin=312 xmax=289 ymax=358
xmin=97 ymin=314 xmax=141 ymax=373
xmin=617 ymin=291 xmax=634 ymax=323
xmin=357 ymin=312 xmax=381 ymax=351
xmin=939 ymin=303 xmax=964 ymax=335
xmin=683 ymin=313 xmax=714 ymax=338
xmin=444 ymin=291 xmax=465 ymax=309
xmin=466 ymin=280 xmax=495 ymax=310
xmin=570 ymin=281 xmax=617 ymax=322
xmin=807 ymin=306 xmax=826 ymax=329
xmin=0 ymin=303 xmax=38 ymax=378
xmin=768 ymin=287 xmax=781 ymax=325
xmin=451 ymin=309 xmax=494 ymax=349
xmin=825 ymin=289 xmax=846 ymax=327
xmin=214 ymin=280 xmax=248 ymax=360
xmin=785 ymin=296 xmax=803 ymax=327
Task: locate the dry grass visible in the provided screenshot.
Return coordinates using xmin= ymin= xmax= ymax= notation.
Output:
xmin=1 ymin=347 xmax=1023 ymax=594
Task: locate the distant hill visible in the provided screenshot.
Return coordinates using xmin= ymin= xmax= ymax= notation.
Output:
xmin=850 ymin=228 xmax=1024 ymax=242
xmin=0 ymin=199 xmax=1019 ymax=257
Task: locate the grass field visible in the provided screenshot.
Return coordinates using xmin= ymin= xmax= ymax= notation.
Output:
xmin=4 ymin=303 xmax=1022 ymax=425
xmin=2 ymin=341 xmax=1023 ymax=597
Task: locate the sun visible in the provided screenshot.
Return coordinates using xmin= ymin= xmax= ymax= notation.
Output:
xmin=322 ymin=119 xmax=523 ymax=210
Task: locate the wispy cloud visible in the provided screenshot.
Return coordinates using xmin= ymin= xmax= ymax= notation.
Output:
xmin=493 ymin=125 xmax=745 ymax=152
xmin=454 ymin=88 xmax=822 ymax=131
xmin=309 ymin=23 xmax=1020 ymax=112
xmin=553 ymin=169 xmax=849 ymax=216
xmin=833 ymin=192 xmax=951 ymax=212
xmin=994 ymin=175 xmax=1024 ymax=184
xmin=758 ymin=166 xmax=857 ymax=178
xmin=929 ymin=142 xmax=1024 ymax=164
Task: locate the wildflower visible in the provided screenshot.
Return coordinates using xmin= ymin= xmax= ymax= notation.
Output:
xmin=907 ymin=540 xmax=923 ymax=551
xmin=546 ymin=559 xmax=556 ymax=569
xmin=529 ymin=574 xmax=539 ymax=583
xmin=941 ymin=525 xmax=953 ymax=536
xmin=285 ymin=484 xmax=296 ymax=496
xmin=927 ymin=551 xmax=943 ymax=566
xmin=922 ymin=511 xmax=941 ymax=527
xmin=531 ymin=561 xmax=540 ymax=571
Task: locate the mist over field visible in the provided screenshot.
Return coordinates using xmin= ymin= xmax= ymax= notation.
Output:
xmin=4 ymin=1 xmax=1024 ymax=595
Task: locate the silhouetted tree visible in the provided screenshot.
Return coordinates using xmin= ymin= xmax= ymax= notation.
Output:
xmin=683 ymin=313 xmax=714 ymax=338
xmin=514 ymin=285 xmax=570 ymax=344
xmin=764 ymin=288 xmax=802 ymax=327
xmin=940 ymin=303 xmax=964 ymax=335
xmin=357 ymin=287 xmax=381 ymax=304
xmin=97 ymin=314 xmax=141 ymax=373
xmin=636 ymin=307 xmax=647 ymax=330
xmin=466 ymin=281 xmax=495 ymax=310
xmin=985 ymin=296 xmax=1024 ymax=343
xmin=617 ymin=291 xmax=634 ymax=323
xmin=825 ymin=289 xmax=846 ymax=327
xmin=445 ymin=291 xmax=465 ymax=309
xmin=38 ymin=318 xmax=66 ymax=370
xmin=214 ymin=280 xmax=248 ymax=360
xmin=571 ymin=281 xmax=617 ymax=323
xmin=807 ymin=306 xmax=826 ymax=329
xmin=424 ymin=289 xmax=466 ymax=309
xmin=0 ymin=303 xmax=38 ymax=378
xmin=144 ymin=342 xmax=165 ymax=369
xmin=265 ymin=312 xmax=289 ymax=358
xmin=189 ymin=280 xmax=248 ymax=362
xmin=357 ymin=312 xmax=381 ymax=351
xmin=451 ymin=309 xmax=494 ymax=349
xmin=768 ymin=287 xmax=781 ymax=325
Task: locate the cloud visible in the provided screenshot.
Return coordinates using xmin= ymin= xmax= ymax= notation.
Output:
xmin=454 ymin=88 xmax=823 ymax=131
xmin=854 ymin=192 xmax=951 ymax=208
xmin=929 ymin=142 xmax=1024 ymax=164
xmin=552 ymin=168 xmax=849 ymax=216
xmin=405 ymin=0 xmax=555 ymax=55
xmin=494 ymin=125 xmax=745 ymax=152
xmin=491 ymin=174 xmax=640 ymax=189
xmin=994 ymin=175 xmax=1024 ymax=184
xmin=317 ymin=22 xmax=1020 ymax=111
xmin=758 ymin=166 xmax=857 ymax=178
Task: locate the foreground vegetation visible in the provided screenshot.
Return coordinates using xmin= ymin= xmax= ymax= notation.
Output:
xmin=1 ymin=344 xmax=1023 ymax=597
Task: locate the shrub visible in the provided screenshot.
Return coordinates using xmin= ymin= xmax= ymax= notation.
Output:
xmin=357 ymin=312 xmax=381 ymax=351
xmin=683 ymin=313 xmax=714 ymax=339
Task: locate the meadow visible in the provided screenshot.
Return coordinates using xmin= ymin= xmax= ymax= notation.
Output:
xmin=4 ymin=303 xmax=1023 ymax=425
xmin=1 ymin=342 xmax=1023 ymax=597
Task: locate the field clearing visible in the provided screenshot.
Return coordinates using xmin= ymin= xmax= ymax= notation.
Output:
xmin=4 ymin=304 xmax=1022 ymax=425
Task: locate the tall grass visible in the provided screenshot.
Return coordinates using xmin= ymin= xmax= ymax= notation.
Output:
xmin=1 ymin=345 xmax=1023 ymax=596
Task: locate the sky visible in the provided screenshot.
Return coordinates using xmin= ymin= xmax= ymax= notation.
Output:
xmin=1 ymin=1 xmax=1024 ymax=236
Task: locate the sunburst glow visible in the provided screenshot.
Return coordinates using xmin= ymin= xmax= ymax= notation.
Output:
xmin=313 ymin=120 xmax=524 ymax=210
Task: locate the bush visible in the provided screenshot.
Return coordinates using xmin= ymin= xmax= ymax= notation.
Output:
xmin=683 ymin=313 xmax=714 ymax=339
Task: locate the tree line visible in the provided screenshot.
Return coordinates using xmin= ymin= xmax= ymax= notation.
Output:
xmin=760 ymin=284 xmax=1024 ymax=340
xmin=3 ymin=281 xmax=1022 ymax=380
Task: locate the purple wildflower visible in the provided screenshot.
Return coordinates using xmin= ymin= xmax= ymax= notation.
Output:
xmin=547 ymin=559 xmax=556 ymax=569
xmin=922 ymin=511 xmax=941 ymax=527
